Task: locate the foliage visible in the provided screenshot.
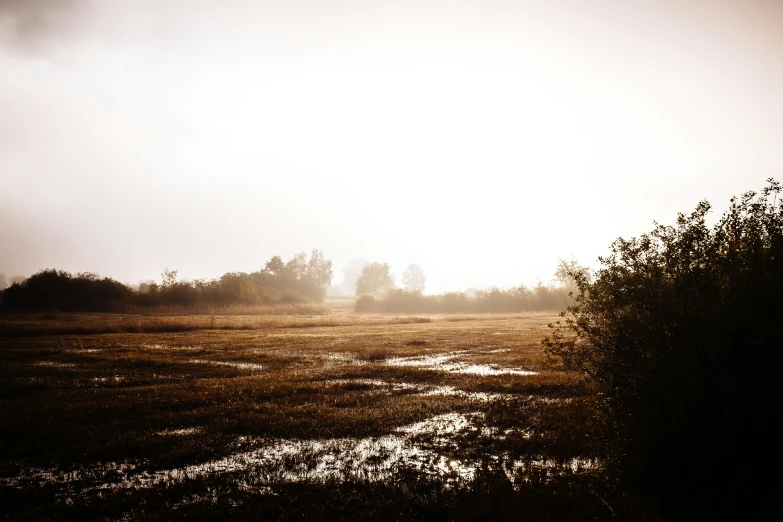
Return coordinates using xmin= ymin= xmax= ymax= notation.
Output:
xmin=1 ymin=251 xmax=334 ymax=311
xmin=552 ymin=256 xmax=586 ymax=289
xmin=401 ymin=264 xmax=427 ymax=292
xmin=354 ymin=293 xmax=377 ymax=312
xmin=544 ymin=180 xmax=783 ymax=518
xmin=355 ymin=285 xmax=572 ymax=313
xmin=0 ymin=269 xmax=132 ymax=311
xmin=160 ymin=268 xmax=178 ymax=287
xmin=355 ymin=262 xmax=395 ymax=296
xmin=263 ymin=256 xmax=285 ymax=276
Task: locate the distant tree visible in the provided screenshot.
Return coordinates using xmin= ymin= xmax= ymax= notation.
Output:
xmin=401 ymin=264 xmax=426 ymax=292
xmin=305 ymin=249 xmax=333 ymax=294
xmin=355 ymin=262 xmax=394 ymax=296
xmin=138 ymin=280 xmax=156 ymax=294
xmin=544 ymin=180 xmax=783 ymax=519
xmin=284 ymin=252 xmax=308 ymax=280
xmin=161 ymin=268 xmax=178 ymax=288
xmin=340 ymin=258 xmax=367 ymax=294
xmin=553 ymin=256 xmax=586 ymax=288
xmin=9 ymin=275 xmax=25 ymax=285
xmin=263 ymin=256 xmax=285 ymax=276
xmin=218 ymin=272 xmax=259 ymax=304
xmin=0 ymin=274 xmax=6 ymax=291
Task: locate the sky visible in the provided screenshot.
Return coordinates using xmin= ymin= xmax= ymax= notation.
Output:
xmin=1 ymin=0 xmax=782 ymax=293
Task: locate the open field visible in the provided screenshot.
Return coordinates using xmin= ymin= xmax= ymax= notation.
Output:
xmin=0 ymin=312 xmax=609 ymax=520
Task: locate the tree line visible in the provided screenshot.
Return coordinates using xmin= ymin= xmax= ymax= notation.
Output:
xmin=0 ymin=250 xmax=333 ymax=312
xmin=355 ymin=285 xmax=573 ymax=313
xmin=352 ymin=258 xmax=582 ymax=313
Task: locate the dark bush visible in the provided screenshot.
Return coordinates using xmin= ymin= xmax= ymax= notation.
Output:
xmin=0 ymin=251 xmax=334 ymax=312
xmin=544 ymin=180 xmax=783 ymax=519
xmin=1 ymin=269 xmax=132 ymax=311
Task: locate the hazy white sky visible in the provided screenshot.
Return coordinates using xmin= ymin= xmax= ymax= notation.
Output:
xmin=1 ymin=0 xmax=782 ymax=292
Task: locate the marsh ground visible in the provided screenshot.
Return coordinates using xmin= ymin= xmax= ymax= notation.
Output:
xmin=0 ymin=312 xmax=610 ymax=520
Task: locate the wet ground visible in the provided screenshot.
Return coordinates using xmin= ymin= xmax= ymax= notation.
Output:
xmin=0 ymin=312 xmax=604 ymax=520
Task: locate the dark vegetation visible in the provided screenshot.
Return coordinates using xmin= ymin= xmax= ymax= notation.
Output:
xmin=545 ymin=180 xmax=783 ymax=519
xmin=0 ymin=250 xmax=333 ymax=312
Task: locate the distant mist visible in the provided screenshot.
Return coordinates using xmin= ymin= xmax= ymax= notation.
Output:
xmin=2 ymin=0 xmax=782 ymax=292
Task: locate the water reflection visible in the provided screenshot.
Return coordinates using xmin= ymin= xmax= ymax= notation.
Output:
xmin=2 ymin=412 xmax=597 ymax=494
xmin=188 ymin=359 xmax=264 ymax=371
xmin=34 ymin=361 xmax=75 ymax=368
xmin=156 ymin=428 xmax=201 ymax=436
xmin=325 ymin=379 xmax=511 ymax=402
xmin=386 ymin=352 xmax=537 ymax=376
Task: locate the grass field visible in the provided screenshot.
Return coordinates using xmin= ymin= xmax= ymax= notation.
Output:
xmin=0 ymin=312 xmax=610 ymax=520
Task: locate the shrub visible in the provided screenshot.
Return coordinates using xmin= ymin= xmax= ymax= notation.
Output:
xmin=353 ymin=287 xmax=571 ymax=313
xmin=544 ymin=180 xmax=783 ymax=519
xmin=1 ymin=269 xmax=132 ymax=311
xmin=354 ymin=294 xmax=378 ymax=312
xmin=0 ymin=250 xmax=334 ymax=312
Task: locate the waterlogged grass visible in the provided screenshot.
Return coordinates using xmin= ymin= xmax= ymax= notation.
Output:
xmin=0 ymin=313 xmax=610 ymax=520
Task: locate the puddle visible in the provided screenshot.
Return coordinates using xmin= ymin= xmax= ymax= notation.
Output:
xmin=386 ymin=352 xmax=536 ymax=376
xmin=502 ymin=457 xmax=598 ymax=484
xmin=451 ymin=365 xmax=536 ymax=376
xmin=156 ymin=428 xmax=201 ymax=436
xmin=3 ymin=412 xmax=597 ymax=493
xmin=324 ymin=352 xmax=353 ymax=361
xmin=421 ymin=385 xmax=512 ymax=402
xmin=385 ymin=352 xmax=465 ymax=368
xmin=255 ymin=349 xmax=369 ymax=366
xmin=188 ymin=359 xmax=264 ymax=371
xmin=325 ymin=379 xmax=511 ymax=402
xmin=143 ymin=344 xmax=203 ymax=351
xmin=91 ymin=375 xmax=126 ymax=384
xmin=105 ymin=412 xmax=486 ymax=489
xmin=34 ymin=361 xmax=75 ymax=368
xmin=327 ymin=379 xmax=421 ymax=392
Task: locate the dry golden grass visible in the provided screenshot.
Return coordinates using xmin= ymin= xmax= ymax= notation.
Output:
xmin=0 ymin=310 xmax=559 ymax=337
xmin=122 ymin=302 xmax=331 ymax=316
